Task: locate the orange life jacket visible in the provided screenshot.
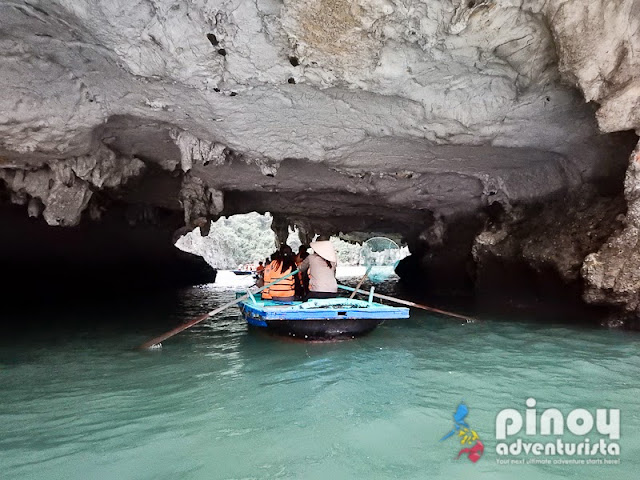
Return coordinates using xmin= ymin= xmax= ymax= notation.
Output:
xmin=261 ymin=263 xmax=274 ymax=299
xmin=265 ymin=261 xmax=295 ymax=299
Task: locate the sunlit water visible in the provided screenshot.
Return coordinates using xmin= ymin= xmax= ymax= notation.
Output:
xmin=1 ymin=276 xmax=639 ymax=480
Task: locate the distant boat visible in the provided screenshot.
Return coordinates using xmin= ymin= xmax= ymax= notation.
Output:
xmin=232 ymin=270 xmax=254 ymax=276
xmin=237 ymin=294 xmax=409 ymax=340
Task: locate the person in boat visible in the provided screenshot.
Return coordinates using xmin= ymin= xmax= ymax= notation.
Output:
xmin=261 ymin=252 xmax=278 ymax=300
xmin=294 ymin=245 xmax=310 ymax=298
xmin=295 ymin=245 xmax=308 ymax=264
xmin=255 ymin=261 xmax=265 ymax=287
xmin=298 ymin=240 xmax=338 ymax=299
xmin=262 ymin=246 xmax=296 ymax=302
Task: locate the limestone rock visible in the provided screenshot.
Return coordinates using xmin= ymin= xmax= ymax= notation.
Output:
xmin=546 ymin=0 xmax=640 ymax=132
xmin=0 ymin=167 xmax=91 ymax=226
xmin=582 ymin=143 xmax=640 ymax=315
xmin=472 ymin=187 xmax=626 ymax=286
xmin=0 ymin=0 xmax=624 ymax=173
xmin=180 ymin=173 xmax=224 ymax=227
xmin=0 ymin=145 xmax=144 ymax=226
xmin=170 ymin=130 xmax=228 ymax=172
xmin=69 ymin=146 xmax=146 ymax=189
xmin=43 ymin=179 xmax=93 ymax=226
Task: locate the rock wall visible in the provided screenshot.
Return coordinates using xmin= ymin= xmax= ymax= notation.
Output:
xmin=546 ymin=0 xmax=640 ymax=133
xmin=582 ymin=142 xmax=640 ymax=326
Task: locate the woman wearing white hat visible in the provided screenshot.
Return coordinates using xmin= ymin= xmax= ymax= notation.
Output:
xmin=298 ymin=240 xmax=338 ymax=299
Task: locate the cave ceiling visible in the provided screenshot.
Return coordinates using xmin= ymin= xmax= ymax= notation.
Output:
xmin=0 ymin=0 xmax=638 ymax=235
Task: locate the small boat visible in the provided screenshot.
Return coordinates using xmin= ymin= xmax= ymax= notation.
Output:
xmin=232 ymin=270 xmax=254 ymax=276
xmin=237 ymin=293 xmax=410 ymax=340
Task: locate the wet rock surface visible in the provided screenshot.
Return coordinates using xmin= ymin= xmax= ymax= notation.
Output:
xmin=582 ymin=142 xmax=640 ymax=327
xmin=471 ymin=187 xmax=627 ymax=318
xmin=0 ymin=1 xmax=639 ymax=323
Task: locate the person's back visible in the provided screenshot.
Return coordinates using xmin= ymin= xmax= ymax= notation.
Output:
xmin=295 ymin=245 xmax=308 ymax=266
xmin=255 ymin=261 xmax=265 ymax=287
xmin=268 ymin=246 xmax=296 ymax=302
xmin=305 ymin=254 xmax=337 ymax=294
xmin=294 ymin=246 xmax=310 ymax=298
xmin=299 ymin=241 xmax=338 ymax=299
xmin=261 ymin=261 xmax=274 ymax=299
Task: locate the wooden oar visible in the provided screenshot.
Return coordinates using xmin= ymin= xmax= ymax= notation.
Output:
xmin=349 ymin=265 xmax=372 ymax=299
xmin=139 ymin=269 xmax=299 ymax=349
xmin=337 ymin=284 xmax=476 ymax=322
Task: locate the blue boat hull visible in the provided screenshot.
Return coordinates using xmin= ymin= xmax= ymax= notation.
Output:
xmin=238 ymin=295 xmax=409 ymax=340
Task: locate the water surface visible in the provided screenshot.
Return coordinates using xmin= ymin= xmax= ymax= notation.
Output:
xmin=1 ymin=280 xmax=638 ymax=479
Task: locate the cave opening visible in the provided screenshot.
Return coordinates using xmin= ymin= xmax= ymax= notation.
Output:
xmin=174 ymin=211 xmax=409 ymax=287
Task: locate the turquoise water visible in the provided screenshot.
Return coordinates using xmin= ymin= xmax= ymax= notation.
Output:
xmin=1 ymin=282 xmax=639 ymax=480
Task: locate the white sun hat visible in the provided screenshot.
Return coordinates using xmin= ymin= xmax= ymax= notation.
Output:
xmin=310 ymin=240 xmax=337 ymax=263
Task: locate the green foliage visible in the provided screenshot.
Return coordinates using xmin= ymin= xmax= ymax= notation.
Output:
xmin=209 ymin=213 xmax=278 ymax=267
xmin=177 ymin=212 xmax=399 ymax=269
xmin=176 ymin=212 xmax=277 ymax=269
